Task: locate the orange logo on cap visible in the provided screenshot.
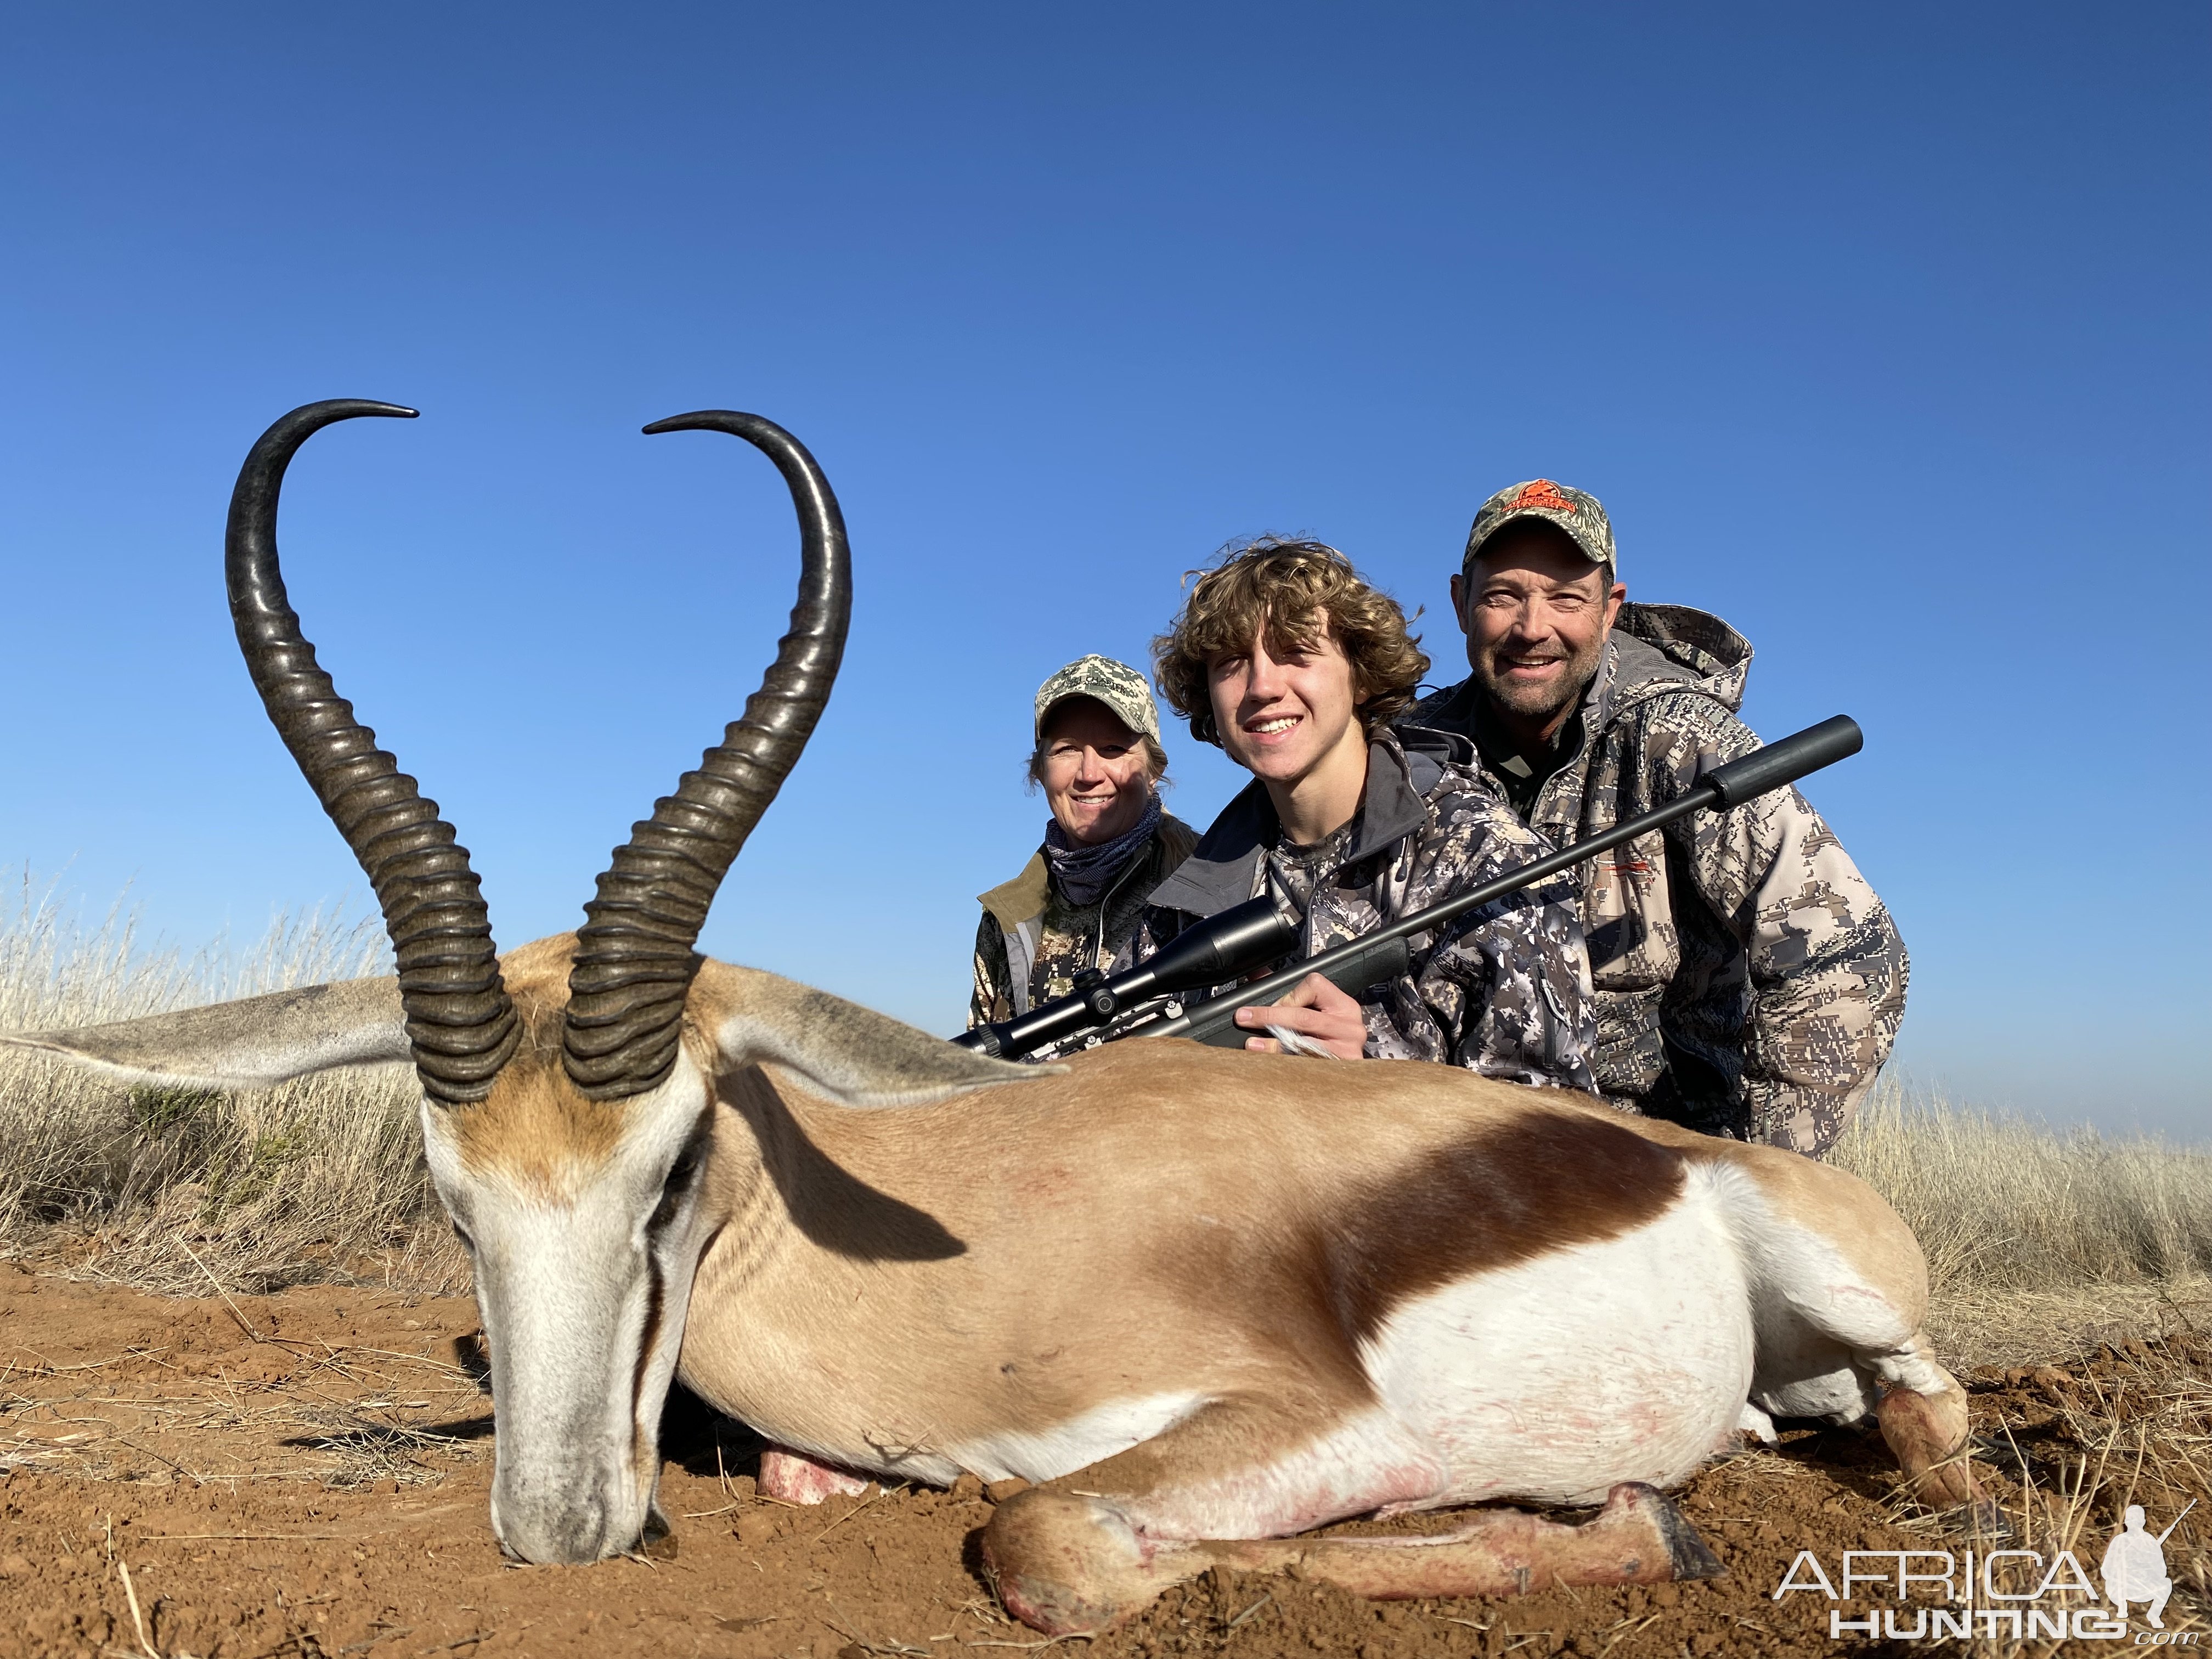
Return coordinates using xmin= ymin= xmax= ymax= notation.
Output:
xmin=1503 ymin=479 xmax=1578 ymax=515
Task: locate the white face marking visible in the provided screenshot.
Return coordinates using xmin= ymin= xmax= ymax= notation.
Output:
xmin=1359 ymin=1175 xmax=1757 ymax=1507
xmin=420 ymin=1053 xmax=715 ymax=1564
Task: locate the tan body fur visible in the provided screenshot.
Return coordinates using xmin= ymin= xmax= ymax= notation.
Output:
xmin=686 ymin=1035 xmax=1921 ymax=1472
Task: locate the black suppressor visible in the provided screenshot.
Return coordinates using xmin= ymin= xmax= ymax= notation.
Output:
xmin=1139 ymin=714 xmax=1864 ymax=1048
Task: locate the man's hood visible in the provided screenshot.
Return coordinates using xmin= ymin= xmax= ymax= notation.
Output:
xmin=1599 ymin=602 xmax=1753 ymax=722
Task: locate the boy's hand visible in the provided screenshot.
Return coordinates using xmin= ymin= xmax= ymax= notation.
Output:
xmin=1234 ymin=973 xmax=1368 ymax=1060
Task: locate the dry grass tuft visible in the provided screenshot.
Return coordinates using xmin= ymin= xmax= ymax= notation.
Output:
xmin=0 ymin=874 xmax=459 ymax=1295
xmin=1912 ymin=1333 xmax=2212 ymax=1652
xmin=1830 ymin=1078 xmax=2212 ymax=1367
xmin=1833 ymin=1078 xmax=2212 ymax=1288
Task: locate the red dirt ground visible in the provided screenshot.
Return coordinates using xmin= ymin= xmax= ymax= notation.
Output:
xmin=1 ymin=1258 xmax=2204 ymax=1658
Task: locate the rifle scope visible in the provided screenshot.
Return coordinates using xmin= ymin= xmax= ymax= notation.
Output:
xmin=952 ymin=896 xmax=1298 ymax=1059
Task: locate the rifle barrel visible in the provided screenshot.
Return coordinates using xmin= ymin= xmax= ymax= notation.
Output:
xmin=1141 ymin=715 xmax=1862 ymax=1046
xmin=2155 ymin=1498 xmax=2197 ymax=1544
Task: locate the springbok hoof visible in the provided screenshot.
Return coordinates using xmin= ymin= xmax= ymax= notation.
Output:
xmin=1944 ymin=1497 xmax=2013 ymax=1542
xmin=1609 ymin=1483 xmax=1724 ymax=1582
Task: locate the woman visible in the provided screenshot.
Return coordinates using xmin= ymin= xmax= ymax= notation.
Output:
xmin=969 ymin=654 xmax=1198 ymax=1042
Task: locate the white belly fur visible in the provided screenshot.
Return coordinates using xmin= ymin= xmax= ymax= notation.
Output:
xmin=1360 ymin=1167 xmax=1755 ymax=1506
xmin=944 ymin=1391 xmax=1206 ymax=1487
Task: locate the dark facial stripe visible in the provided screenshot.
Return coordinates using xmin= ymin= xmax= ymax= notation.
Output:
xmin=633 ymin=1250 xmax=665 ymax=1436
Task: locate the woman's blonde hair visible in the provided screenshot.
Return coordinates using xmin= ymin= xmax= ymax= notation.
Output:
xmin=1152 ymin=538 xmax=1427 ymax=746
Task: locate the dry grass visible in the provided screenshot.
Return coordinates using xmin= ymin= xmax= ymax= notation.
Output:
xmin=1831 ymin=1078 xmax=2212 ymax=1367
xmin=0 ymin=1330 xmax=490 ymax=1491
xmin=1833 ymin=1077 xmax=2212 ymax=1289
xmin=4 ymin=874 xmax=2210 ymax=1359
xmin=1887 ymin=1333 xmax=2212 ymax=1654
xmin=0 ymin=874 xmax=459 ymax=1296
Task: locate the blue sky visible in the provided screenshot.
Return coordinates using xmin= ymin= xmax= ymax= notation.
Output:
xmin=2 ymin=5 xmax=2204 ymax=1133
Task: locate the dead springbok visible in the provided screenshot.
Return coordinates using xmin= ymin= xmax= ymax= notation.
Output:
xmin=3 ymin=400 xmax=1985 ymax=1635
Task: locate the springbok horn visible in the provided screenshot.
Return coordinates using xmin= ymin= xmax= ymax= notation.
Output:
xmin=563 ymin=412 xmax=851 ymax=1100
xmin=226 ymin=399 xmax=520 ymax=1104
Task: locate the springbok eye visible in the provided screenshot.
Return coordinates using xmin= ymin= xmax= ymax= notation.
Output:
xmin=650 ymin=1144 xmax=704 ymax=1232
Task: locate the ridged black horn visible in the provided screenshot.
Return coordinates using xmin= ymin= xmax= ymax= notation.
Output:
xmin=226 ymin=399 xmax=519 ymax=1104
xmin=563 ymin=412 xmax=850 ymax=1099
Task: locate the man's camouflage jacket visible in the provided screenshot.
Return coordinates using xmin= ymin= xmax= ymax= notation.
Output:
xmin=1405 ymin=602 xmax=1907 ymax=1155
xmin=1138 ymin=731 xmax=1597 ymax=1089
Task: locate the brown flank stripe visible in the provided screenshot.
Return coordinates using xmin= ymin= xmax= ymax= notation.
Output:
xmin=1317 ymin=1109 xmax=1688 ymax=1345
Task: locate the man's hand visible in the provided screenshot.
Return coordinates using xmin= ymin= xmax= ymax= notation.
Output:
xmin=1233 ymin=973 xmax=1369 ymax=1060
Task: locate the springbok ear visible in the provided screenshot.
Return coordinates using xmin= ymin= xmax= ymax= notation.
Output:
xmin=695 ymin=963 xmax=1057 ymax=1108
xmin=0 ymin=978 xmax=411 ymax=1091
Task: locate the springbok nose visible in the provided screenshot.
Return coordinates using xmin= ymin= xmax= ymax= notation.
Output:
xmin=493 ymin=1487 xmax=624 ymax=1565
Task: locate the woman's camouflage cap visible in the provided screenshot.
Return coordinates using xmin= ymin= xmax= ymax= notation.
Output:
xmin=1033 ymin=654 xmax=1162 ymax=743
xmin=1464 ymin=478 xmax=1617 ymax=573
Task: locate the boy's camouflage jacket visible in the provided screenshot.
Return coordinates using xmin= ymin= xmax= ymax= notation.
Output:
xmin=969 ymin=814 xmax=1201 ymax=1046
xmin=1138 ymin=732 xmax=1597 ymax=1090
xmin=1405 ymin=602 xmax=1907 ymax=1156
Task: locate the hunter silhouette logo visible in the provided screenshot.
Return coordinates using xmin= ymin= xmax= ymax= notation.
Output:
xmin=1772 ymin=1502 xmax=2203 ymax=1643
xmin=2103 ymin=1500 xmax=2192 ymax=1629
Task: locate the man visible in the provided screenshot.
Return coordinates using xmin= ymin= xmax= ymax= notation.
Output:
xmin=1143 ymin=537 xmax=1595 ymax=1088
xmin=1404 ymin=479 xmax=1906 ymax=1155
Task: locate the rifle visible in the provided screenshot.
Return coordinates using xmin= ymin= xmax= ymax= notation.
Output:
xmin=955 ymin=715 xmax=1864 ymax=1063
xmin=2155 ymin=1499 xmax=2197 ymax=1545
xmin=953 ymin=894 xmax=1301 ymax=1060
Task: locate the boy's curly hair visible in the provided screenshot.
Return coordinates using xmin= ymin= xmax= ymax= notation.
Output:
xmin=1152 ymin=538 xmax=1428 ymax=747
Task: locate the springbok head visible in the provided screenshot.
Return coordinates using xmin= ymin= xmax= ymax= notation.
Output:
xmin=9 ymin=400 xmax=1027 ymax=1562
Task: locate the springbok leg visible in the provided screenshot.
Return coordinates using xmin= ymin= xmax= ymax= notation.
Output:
xmin=758 ymin=1447 xmax=872 ymax=1504
xmin=1873 ymin=1360 xmax=1987 ymax=1511
xmin=1214 ymin=1481 xmax=1719 ymax=1596
xmin=1809 ymin=1322 xmax=1991 ymax=1515
xmin=988 ymin=1481 xmax=1721 ymax=1633
xmin=980 ymin=1396 xmax=1721 ymax=1635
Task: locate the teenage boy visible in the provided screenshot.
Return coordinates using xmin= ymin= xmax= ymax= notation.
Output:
xmin=1142 ymin=538 xmax=1594 ymax=1087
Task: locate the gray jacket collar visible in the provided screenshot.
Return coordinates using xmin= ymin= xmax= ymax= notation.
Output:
xmin=1146 ymin=732 xmax=1440 ymax=921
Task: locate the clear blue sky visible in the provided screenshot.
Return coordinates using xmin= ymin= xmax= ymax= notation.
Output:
xmin=2 ymin=5 xmax=2204 ymax=1133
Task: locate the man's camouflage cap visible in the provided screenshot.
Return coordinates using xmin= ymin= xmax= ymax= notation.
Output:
xmin=1034 ymin=654 xmax=1162 ymax=744
xmin=1464 ymin=479 xmax=1617 ymax=574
